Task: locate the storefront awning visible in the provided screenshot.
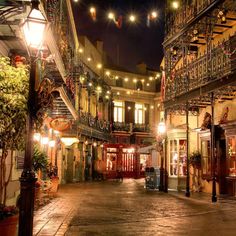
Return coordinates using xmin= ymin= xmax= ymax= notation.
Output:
xmin=137 ymin=144 xmax=156 ymax=154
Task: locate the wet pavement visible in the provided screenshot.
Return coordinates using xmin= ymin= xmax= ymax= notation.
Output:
xmin=34 ymin=179 xmax=236 ymax=236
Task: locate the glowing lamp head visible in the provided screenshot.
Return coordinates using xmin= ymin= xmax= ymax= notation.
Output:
xmin=22 ymin=2 xmax=47 ymax=48
xmin=129 ymin=14 xmax=136 ymax=22
xmin=108 ymin=12 xmax=115 ymax=20
xmin=49 ymin=140 xmax=55 ymax=147
xmin=105 ymin=71 xmax=110 ymax=76
xmin=157 ymin=121 xmax=166 ymax=135
xmin=97 ymin=63 xmax=102 ymax=69
xmin=151 ymin=11 xmax=158 ymax=19
xmin=172 ymin=1 xmax=179 ymax=10
xmin=90 ymin=7 xmax=96 ymax=14
xmin=79 ymin=48 xmax=83 ymax=53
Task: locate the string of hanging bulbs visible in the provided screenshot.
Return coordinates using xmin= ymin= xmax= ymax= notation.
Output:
xmin=72 ymin=0 xmax=163 ymax=28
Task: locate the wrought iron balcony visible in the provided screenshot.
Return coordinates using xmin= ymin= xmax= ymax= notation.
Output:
xmin=164 ymin=34 xmax=236 ymax=102
xmin=79 ymin=112 xmax=110 ymax=133
xmin=165 ymin=0 xmax=223 ymax=43
xmin=113 ymin=122 xmax=150 ymax=133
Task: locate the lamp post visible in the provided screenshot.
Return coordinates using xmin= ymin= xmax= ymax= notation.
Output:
xmin=19 ymin=1 xmax=47 ymax=236
xmin=157 ymin=120 xmax=166 ymax=192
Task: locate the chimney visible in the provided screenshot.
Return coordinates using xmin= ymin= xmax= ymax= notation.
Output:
xmin=136 ymin=62 xmax=147 ymax=74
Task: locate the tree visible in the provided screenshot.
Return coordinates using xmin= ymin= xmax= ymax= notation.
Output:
xmin=0 ymin=56 xmax=29 ymax=206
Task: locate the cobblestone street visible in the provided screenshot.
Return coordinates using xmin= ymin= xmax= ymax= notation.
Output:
xmin=34 ymin=179 xmax=236 ymax=236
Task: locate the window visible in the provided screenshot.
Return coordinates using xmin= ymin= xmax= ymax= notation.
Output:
xmin=114 ymin=101 xmax=124 ymax=122
xmin=169 ymin=139 xmax=187 ymax=177
xmin=201 ymin=139 xmax=211 ymax=176
xmin=135 ymin=103 xmax=145 ymax=124
xmin=227 ymin=136 xmax=236 ymax=176
xmin=116 ymin=78 xmax=123 ymax=87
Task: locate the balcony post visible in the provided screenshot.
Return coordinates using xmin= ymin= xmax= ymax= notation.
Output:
xmin=185 ymin=102 xmax=190 ymax=197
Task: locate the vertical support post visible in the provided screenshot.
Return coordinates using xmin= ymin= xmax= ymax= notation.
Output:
xmin=185 ymin=102 xmax=190 ymax=197
xmin=19 ymin=57 xmax=37 ymax=236
xmin=164 ymin=111 xmax=168 ymax=193
xmin=159 ymin=142 xmax=164 ymax=191
xmin=211 ymin=92 xmax=217 ymax=202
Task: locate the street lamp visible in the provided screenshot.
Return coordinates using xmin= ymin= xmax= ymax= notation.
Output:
xmin=19 ymin=1 xmax=47 ymax=236
xmin=157 ymin=120 xmax=166 ymax=191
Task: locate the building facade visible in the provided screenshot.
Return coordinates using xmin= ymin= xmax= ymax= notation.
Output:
xmin=163 ymin=0 xmax=236 ymax=196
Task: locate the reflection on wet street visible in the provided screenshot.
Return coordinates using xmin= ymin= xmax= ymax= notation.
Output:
xmin=60 ymin=179 xmax=236 ymax=236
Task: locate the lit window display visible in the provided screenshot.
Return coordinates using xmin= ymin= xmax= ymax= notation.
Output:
xmin=114 ymin=101 xmax=124 ymax=122
xmin=169 ymin=139 xmax=187 ymax=177
xmin=135 ymin=103 xmax=145 ymax=124
xmin=228 ymin=136 xmax=236 ymax=176
xmin=201 ymin=140 xmax=211 ymax=176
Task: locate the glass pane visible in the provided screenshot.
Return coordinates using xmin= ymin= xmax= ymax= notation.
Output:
xmin=228 ymin=137 xmax=236 ymax=176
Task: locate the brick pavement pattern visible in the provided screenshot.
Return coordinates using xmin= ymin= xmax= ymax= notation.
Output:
xmin=33 ymin=179 xmax=236 ymax=236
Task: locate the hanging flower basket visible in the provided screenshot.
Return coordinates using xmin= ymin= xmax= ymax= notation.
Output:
xmin=189 ymin=151 xmax=201 ymax=169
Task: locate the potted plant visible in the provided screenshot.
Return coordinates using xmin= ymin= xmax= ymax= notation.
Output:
xmin=189 ymin=151 xmax=201 ymax=169
xmin=0 ymin=56 xmax=29 ymax=235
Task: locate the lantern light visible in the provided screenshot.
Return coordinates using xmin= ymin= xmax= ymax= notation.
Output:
xmin=22 ymin=1 xmax=47 ymax=48
xmin=158 ymin=120 xmax=166 ymax=135
xmin=129 ymin=14 xmax=136 ymax=22
xmin=49 ymin=140 xmax=55 ymax=147
xmin=33 ymin=133 xmax=41 ymax=142
xmin=108 ymin=12 xmax=115 ymax=20
xmin=61 ymin=137 xmax=79 ymax=146
xmin=41 ymin=137 xmax=49 ymax=145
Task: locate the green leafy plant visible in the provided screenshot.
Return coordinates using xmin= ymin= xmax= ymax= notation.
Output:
xmin=33 ymin=145 xmax=48 ymax=172
xmin=0 ymin=56 xmax=29 ymax=207
xmin=189 ymin=151 xmax=201 ymax=169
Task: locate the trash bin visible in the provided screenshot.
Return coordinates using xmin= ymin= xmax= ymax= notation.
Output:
xmin=145 ymin=167 xmax=160 ymax=189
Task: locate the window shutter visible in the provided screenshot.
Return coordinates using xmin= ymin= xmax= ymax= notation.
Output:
xmin=125 ymin=101 xmax=135 ymax=124
xmin=145 ymin=104 xmax=150 ymax=124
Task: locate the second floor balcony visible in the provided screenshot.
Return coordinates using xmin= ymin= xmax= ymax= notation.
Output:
xmin=113 ymin=122 xmax=150 ymax=133
xmin=164 ymin=33 xmax=236 ymax=103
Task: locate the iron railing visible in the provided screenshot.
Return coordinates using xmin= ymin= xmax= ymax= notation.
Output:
xmin=113 ymin=122 xmax=150 ymax=133
xmin=165 ymin=34 xmax=236 ymax=101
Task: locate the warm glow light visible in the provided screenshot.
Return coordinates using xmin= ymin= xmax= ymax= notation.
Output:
xmin=172 ymin=1 xmax=179 ymax=9
xmin=117 ymin=92 xmax=120 ymax=95
xmin=87 ymin=57 xmax=91 ymax=62
xmin=128 ymin=106 xmax=131 ymax=110
xmin=124 ymin=77 xmax=129 ymax=82
xmin=100 ymin=144 xmax=104 ymax=148
xmin=133 ymin=78 xmax=137 ymax=83
xmin=156 ymin=73 xmax=161 ymax=78
xmin=97 ymin=63 xmax=102 ymax=69
xmin=158 ymin=121 xmax=166 ymax=135
xmin=151 ymin=11 xmax=158 ymax=19
xmin=41 ymin=137 xmax=49 ymax=145
xmin=85 ymin=140 xmax=88 ymax=145
xmin=79 ymin=48 xmax=83 ymax=53
xmin=128 ymin=148 xmax=134 ymax=153
xmin=88 ymin=82 xmax=92 ymax=86
xmin=53 ymin=130 xmax=60 ymax=135
xmin=90 ymin=7 xmax=96 ymax=14
xmin=150 ymin=105 xmax=154 ymax=109
xmin=108 ymin=12 xmax=115 ymax=20
xmin=115 ymin=76 xmax=118 ymax=79
xmin=97 ymin=86 xmax=102 ymax=91
xmin=93 ymin=142 xmax=97 ymax=147
xmin=149 ymin=76 xmax=153 ymax=81
xmin=33 ymin=133 xmax=41 ymax=142
xmin=49 ymin=140 xmax=55 ymax=147
xmin=141 ymin=79 xmax=145 ymax=83
xmin=105 ymin=71 xmax=110 ymax=76
xmin=147 ymin=83 xmax=150 ymax=86
xmin=127 ymin=91 xmax=131 ymax=95
xmin=107 ymin=91 xmax=110 ymax=94
xmin=129 ymin=14 xmax=136 ymax=22
xmin=144 ymin=107 xmax=147 ymax=111
xmin=22 ymin=7 xmax=47 ymax=48
xmin=61 ymin=137 xmax=79 ymax=146
xmin=105 ymin=95 xmax=109 ymax=99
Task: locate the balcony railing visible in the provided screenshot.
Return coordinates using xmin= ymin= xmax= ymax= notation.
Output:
xmin=113 ymin=122 xmax=150 ymax=133
xmin=165 ymin=0 xmax=218 ymax=41
xmin=165 ymin=34 xmax=236 ymax=101
xmin=79 ymin=112 xmax=110 ymax=133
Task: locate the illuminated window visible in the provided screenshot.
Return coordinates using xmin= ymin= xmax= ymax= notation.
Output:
xmin=135 ymin=103 xmax=145 ymax=124
xmin=114 ymin=101 xmax=124 ymax=122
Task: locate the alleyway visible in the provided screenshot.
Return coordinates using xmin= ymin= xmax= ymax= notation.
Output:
xmin=34 ymin=179 xmax=236 ymax=236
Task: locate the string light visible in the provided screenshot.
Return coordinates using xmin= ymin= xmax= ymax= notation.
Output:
xmin=151 ymin=11 xmax=158 ymax=19
xmin=172 ymin=1 xmax=179 ymax=10
xmin=129 ymin=14 xmax=136 ymax=22
xmin=97 ymin=63 xmax=102 ymax=69
xmin=108 ymin=12 xmax=115 ymax=20
xmin=124 ymin=77 xmax=129 ymax=82
xmin=87 ymin=57 xmax=92 ymax=62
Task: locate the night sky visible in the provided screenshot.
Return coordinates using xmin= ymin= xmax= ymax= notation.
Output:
xmin=72 ymin=0 xmax=165 ymax=72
